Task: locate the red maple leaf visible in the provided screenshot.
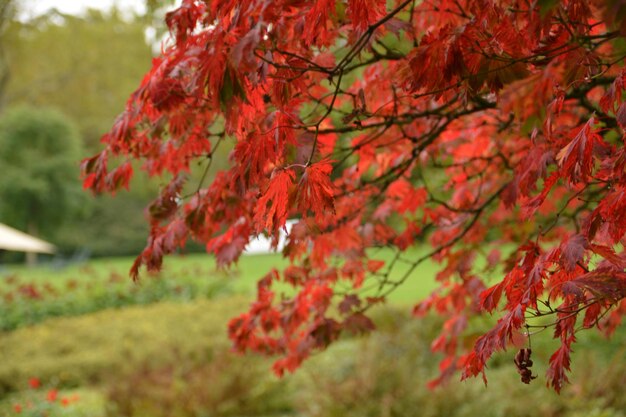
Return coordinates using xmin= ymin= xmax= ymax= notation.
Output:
xmin=254 ymin=168 xmax=295 ymax=232
xmin=347 ymin=0 xmax=386 ymax=32
xmin=555 ymin=118 xmax=601 ymax=184
xmin=297 ymin=161 xmax=335 ymax=221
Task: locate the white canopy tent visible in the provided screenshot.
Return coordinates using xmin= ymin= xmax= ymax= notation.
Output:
xmin=244 ymin=219 xmax=295 ymax=255
xmin=0 ymin=223 xmax=56 ymax=254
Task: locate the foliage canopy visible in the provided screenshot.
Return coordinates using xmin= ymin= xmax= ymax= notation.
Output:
xmin=2 ymin=8 xmax=153 ymax=148
xmin=0 ymin=105 xmax=83 ymax=238
xmin=84 ymin=0 xmax=626 ymax=391
xmin=1 ymin=8 xmax=175 ymax=256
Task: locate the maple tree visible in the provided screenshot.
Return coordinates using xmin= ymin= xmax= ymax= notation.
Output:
xmin=83 ymin=0 xmax=626 ymax=391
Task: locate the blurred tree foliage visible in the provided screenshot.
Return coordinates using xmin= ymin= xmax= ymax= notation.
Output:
xmin=0 ymin=8 xmax=158 ymax=257
xmin=0 ymin=5 xmax=229 ymax=258
xmin=2 ymin=8 xmax=153 ymax=149
xmin=0 ymin=0 xmax=15 ymax=103
xmin=0 ymin=106 xmax=83 ymax=239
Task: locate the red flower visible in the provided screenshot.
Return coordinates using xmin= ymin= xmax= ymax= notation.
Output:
xmin=61 ymin=397 xmax=70 ymax=407
xmin=28 ymin=378 xmax=40 ymax=389
xmin=13 ymin=403 xmax=22 ymax=413
xmin=46 ymin=389 xmax=58 ymax=402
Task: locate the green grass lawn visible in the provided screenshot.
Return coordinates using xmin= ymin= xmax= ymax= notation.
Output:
xmin=0 ymin=248 xmax=440 ymax=333
xmin=1 ymin=251 xmax=292 ymax=295
xmin=0 ymin=247 xmax=442 ymax=334
xmin=2 ymin=240 xmax=515 ymax=302
xmin=1 ymin=248 xmax=440 ymax=303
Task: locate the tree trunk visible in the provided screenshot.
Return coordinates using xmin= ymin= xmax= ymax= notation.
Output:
xmin=26 ymin=221 xmax=37 ymax=267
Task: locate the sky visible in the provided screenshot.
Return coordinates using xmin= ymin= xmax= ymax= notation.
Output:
xmin=18 ymin=0 xmax=148 ymax=20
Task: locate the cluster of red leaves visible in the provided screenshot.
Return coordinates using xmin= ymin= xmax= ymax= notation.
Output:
xmin=83 ymin=0 xmax=626 ymax=391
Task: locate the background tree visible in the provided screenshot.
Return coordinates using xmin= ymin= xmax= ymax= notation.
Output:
xmin=0 ymin=0 xmax=15 ymax=108
xmin=1 ymin=7 xmax=187 ymax=257
xmin=0 ymin=106 xmax=83 ymax=263
xmin=83 ymin=0 xmax=626 ymax=391
xmin=2 ymin=8 xmax=154 ymax=149
xmin=1 ymin=5 xmax=234 ymax=257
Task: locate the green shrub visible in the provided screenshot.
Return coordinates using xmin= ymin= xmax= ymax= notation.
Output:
xmin=290 ymin=308 xmax=626 ymax=417
xmin=102 ymin=305 xmax=626 ymax=417
xmin=0 ymin=298 xmax=247 ymax=395
xmin=2 ymin=298 xmax=626 ymax=417
xmin=106 ymin=350 xmax=293 ymax=417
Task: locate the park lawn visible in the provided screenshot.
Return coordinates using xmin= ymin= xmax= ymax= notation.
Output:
xmin=0 ymin=251 xmax=290 ymax=294
xmin=0 ymin=248 xmax=441 ymax=305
